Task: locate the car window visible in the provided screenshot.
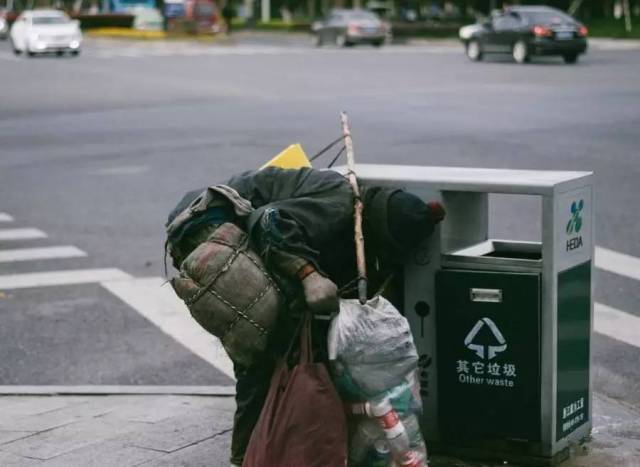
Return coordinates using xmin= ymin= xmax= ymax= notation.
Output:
xmin=492 ymin=15 xmax=520 ymax=31
xmin=32 ymin=15 xmax=69 ymax=25
xmin=520 ymin=10 xmax=574 ymax=25
xmin=345 ymin=11 xmax=378 ymax=21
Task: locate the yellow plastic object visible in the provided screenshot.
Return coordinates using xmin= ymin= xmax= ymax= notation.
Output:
xmin=261 ymin=144 xmax=312 ymax=170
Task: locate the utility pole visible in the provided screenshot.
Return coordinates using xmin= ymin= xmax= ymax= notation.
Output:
xmin=261 ymin=0 xmax=270 ymax=23
xmin=568 ymin=0 xmax=583 ymax=16
xmin=623 ymin=0 xmax=632 ymax=33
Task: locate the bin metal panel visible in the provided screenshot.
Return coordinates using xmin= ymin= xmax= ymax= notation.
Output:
xmin=436 ymin=269 xmax=541 ymax=442
xmin=555 ymin=261 xmax=591 ymax=441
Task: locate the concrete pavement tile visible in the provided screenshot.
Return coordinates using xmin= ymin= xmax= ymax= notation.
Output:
xmin=100 ymin=395 xmax=212 ymax=424
xmin=0 ymin=397 xmax=89 ymax=421
xmin=0 ymin=450 xmax=42 ymax=467
xmin=0 ymin=431 xmax=37 ymax=446
xmin=135 ymin=431 xmax=232 ymax=467
xmin=124 ymin=407 xmax=233 ymax=454
xmin=39 ymin=440 xmax=164 ymax=467
xmin=0 ymin=407 xmax=90 ymax=432
xmin=1 ymin=415 xmax=143 ymax=460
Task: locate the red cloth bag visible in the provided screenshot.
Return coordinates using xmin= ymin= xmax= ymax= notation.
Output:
xmin=242 ymin=313 xmax=348 ymax=467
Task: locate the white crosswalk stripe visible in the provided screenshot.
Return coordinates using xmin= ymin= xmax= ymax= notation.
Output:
xmin=0 ymin=213 xmax=14 ymax=222
xmin=595 ymin=303 xmax=640 ymax=349
xmin=596 ymin=246 xmax=640 ymax=283
xmin=102 ymin=276 xmax=234 ymax=379
xmin=0 ymin=228 xmax=47 ymax=241
xmin=0 ymin=246 xmax=87 ymax=263
xmin=0 ymin=268 xmax=132 ymax=289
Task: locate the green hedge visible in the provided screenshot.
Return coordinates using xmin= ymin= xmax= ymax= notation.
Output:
xmin=72 ymin=14 xmax=134 ymax=30
xmin=391 ymin=22 xmax=461 ymax=38
xmin=585 ymin=18 xmax=640 ymax=39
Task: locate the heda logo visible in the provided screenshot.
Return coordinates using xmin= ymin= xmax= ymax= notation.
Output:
xmin=566 ymin=199 xmax=584 ymax=251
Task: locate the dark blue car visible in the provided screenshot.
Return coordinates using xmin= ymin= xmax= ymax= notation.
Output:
xmin=459 ymin=6 xmax=588 ymax=64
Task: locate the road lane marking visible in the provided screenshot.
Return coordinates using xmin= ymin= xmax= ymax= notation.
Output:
xmin=595 ymin=303 xmax=640 ymax=349
xmin=0 ymin=228 xmax=47 ymax=241
xmin=101 ymin=276 xmax=235 ymax=381
xmin=0 ymin=268 xmax=131 ymax=289
xmin=0 ymin=246 xmax=87 ymax=263
xmin=596 ymin=246 xmax=640 ymax=282
xmin=0 ymin=385 xmax=234 ymax=395
xmin=0 ymin=213 xmax=14 ymax=222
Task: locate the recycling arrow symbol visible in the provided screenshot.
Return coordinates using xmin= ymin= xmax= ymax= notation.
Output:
xmin=464 ymin=317 xmax=507 ymax=360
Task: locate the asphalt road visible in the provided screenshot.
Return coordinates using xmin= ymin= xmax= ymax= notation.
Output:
xmin=1 ymin=34 xmax=639 ymax=408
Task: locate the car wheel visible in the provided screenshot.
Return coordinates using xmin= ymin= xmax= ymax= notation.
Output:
xmin=512 ymin=40 xmax=529 ymax=64
xmin=71 ymin=50 xmax=80 ymax=56
xmin=56 ymin=50 xmax=65 ymax=56
xmin=27 ymin=50 xmax=36 ymax=57
xmin=372 ymin=40 xmax=383 ymax=47
xmin=563 ymin=53 xmax=578 ymax=64
xmin=335 ymin=34 xmax=347 ymax=48
xmin=466 ymin=40 xmax=482 ymax=61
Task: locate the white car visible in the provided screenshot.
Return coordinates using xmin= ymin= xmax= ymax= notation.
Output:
xmin=10 ymin=10 xmax=82 ymax=56
xmin=0 ymin=16 xmax=8 ymax=39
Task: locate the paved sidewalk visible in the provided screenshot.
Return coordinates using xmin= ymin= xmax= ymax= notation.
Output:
xmin=0 ymin=391 xmax=638 ymax=466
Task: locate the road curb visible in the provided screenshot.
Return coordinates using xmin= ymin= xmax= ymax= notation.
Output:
xmin=85 ymin=28 xmax=230 ymax=42
xmin=86 ymin=28 xmax=167 ymax=40
xmin=0 ymin=385 xmax=235 ymax=396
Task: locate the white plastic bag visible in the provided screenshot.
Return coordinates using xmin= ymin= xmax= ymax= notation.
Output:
xmin=328 ymin=296 xmax=419 ymax=397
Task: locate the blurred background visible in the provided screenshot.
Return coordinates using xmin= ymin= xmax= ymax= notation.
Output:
xmin=1 ymin=0 xmax=639 ymax=433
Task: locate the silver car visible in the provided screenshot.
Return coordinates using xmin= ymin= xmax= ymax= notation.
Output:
xmin=10 ymin=10 xmax=82 ymax=56
xmin=311 ymin=9 xmax=389 ymax=47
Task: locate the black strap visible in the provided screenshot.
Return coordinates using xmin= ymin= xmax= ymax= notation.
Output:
xmin=309 ymin=135 xmax=346 ymax=162
xmin=327 ymin=146 xmax=346 ymax=168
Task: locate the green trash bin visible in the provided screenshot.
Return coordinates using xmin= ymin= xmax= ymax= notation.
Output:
xmin=436 ymin=241 xmax=544 ymax=449
xmin=336 ymin=164 xmax=594 ymax=465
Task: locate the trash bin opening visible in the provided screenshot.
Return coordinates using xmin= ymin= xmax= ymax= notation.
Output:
xmin=483 ymin=249 xmax=542 ymax=261
xmin=446 ymin=240 xmax=542 ymax=262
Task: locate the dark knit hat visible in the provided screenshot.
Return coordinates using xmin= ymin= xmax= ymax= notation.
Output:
xmin=363 ymin=187 xmax=445 ymax=257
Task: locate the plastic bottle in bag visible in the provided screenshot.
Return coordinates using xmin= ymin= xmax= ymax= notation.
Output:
xmin=366 ymin=439 xmax=391 ymax=467
xmin=398 ymin=413 xmax=428 ymax=466
xmin=368 ymin=399 xmax=411 ymax=460
xmin=349 ymin=418 xmax=383 ymax=466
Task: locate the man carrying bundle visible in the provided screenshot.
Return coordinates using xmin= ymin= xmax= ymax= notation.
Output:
xmin=165 ymin=166 xmax=445 ymax=466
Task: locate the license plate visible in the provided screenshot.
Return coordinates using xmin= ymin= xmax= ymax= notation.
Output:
xmin=556 ymin=31 xmax=573 ymax=40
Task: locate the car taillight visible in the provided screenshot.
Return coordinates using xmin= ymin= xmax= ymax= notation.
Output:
xmin=532 ymin=25 xmax=553 ymax=37
xmin=348 ymin=23 xmax=359 ymax=34
xmin=578 ymin=25 xmax=588 ymax=37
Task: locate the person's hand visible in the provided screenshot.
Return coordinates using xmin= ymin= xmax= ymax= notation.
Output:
xmin=302 ymin=271 xmax=338 ymax=314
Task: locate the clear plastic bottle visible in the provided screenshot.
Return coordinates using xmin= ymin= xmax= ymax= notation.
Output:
xmin=349 ymin=418 xmax=383 ymax=466
xmin=366 ymin=439 xmax=391 ymax=467
xmin=398 ymin=413 xmax=428 ymax=466
xmin=368 ymin=398 xmax=411 ymax=461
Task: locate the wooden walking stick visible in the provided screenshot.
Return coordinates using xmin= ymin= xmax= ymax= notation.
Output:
xmin=340 ymin=111 xmax=368 ymax=304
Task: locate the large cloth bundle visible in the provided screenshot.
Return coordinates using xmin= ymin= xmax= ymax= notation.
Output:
xmin=171 ymin=222 xmax=283 ymax=368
